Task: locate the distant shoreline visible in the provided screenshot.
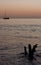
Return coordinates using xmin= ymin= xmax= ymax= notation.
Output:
xmin=0 ymin=17 xmax=41 ymax=19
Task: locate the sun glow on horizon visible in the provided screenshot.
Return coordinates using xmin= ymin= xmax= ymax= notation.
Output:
xmin=0 ymin=0 xmax=41 ymax=18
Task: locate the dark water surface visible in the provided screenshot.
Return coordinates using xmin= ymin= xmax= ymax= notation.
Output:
xmin=0 ymin=19 xmax=41 ymax=65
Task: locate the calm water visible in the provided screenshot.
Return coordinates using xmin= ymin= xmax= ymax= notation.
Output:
xmin=0 ymin=19 xmax=41 ymax=65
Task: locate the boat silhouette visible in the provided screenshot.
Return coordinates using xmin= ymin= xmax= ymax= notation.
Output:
xmin=3 ymin=17 xmax=9 ymax=19
xmin=3 ymin=9 xmax=10 ymax=19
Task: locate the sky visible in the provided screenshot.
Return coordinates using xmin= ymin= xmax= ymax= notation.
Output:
xmin=0 ymin=0 xmax=41 ymax=18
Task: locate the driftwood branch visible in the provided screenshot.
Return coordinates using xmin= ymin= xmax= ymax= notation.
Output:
xmin=24 ymin=44 xmax=38 ymax=61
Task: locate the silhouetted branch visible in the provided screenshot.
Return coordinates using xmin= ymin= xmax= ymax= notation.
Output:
xmin=24 ymin=46 xmax=28 ymax=57
xmin=32 ymin=44 xmax=38 ymax=53
xmin=28 ymin=44 xmax=32 ymax=58
xmin=24 ymin=44 xmax=38 ymax=61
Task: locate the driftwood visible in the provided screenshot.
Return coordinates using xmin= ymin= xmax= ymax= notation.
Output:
xmin=24 ymin=46 xmax=27 ymax=56
xmin=24 ymin=44 xmax=38 ymax=61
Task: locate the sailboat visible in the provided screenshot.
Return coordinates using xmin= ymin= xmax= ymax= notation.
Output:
xmin=3 ymin=9 xmax=10 ymax=19
xmin=3 ymin=17 xmax=9 ymax=19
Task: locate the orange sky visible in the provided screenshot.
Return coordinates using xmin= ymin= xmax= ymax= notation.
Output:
xmin=0 ymin=0 xmax=41 ymax=18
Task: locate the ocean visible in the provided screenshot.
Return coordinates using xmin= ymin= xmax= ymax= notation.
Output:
xmin=0 ymin=19 xmax=41 ymax=65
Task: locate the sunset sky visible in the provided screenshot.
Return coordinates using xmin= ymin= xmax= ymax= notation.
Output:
xmin=0 ymin=0 xmax=41 ymax=18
